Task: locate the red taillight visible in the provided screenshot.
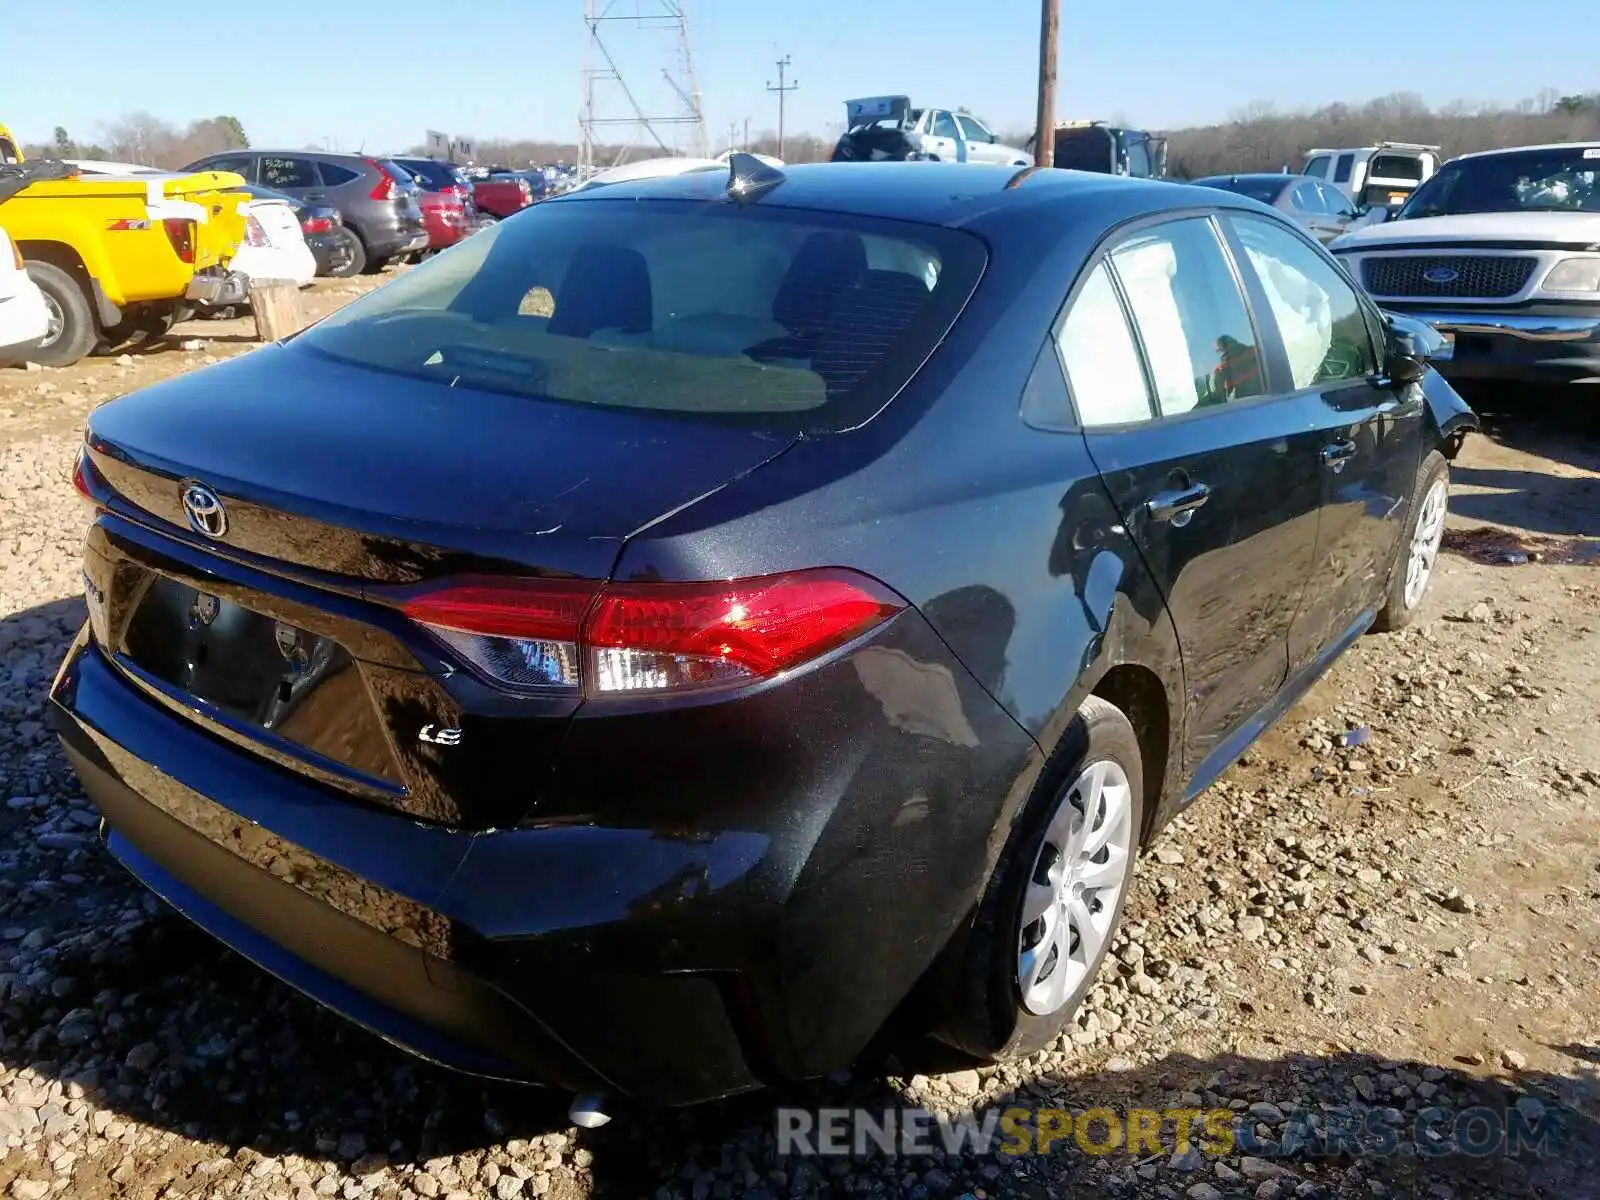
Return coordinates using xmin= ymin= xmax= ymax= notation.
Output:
xmin=244 ymin=215 xmax=270 ymax=247
xmin=366 ymin=160 xmax=397 ymax=201
xmin=72 ymin=450 xmax=100 ymax=505
xmin=301 ymin=215 xmax=334 ymax=235
xmin=163 ymin=218 xmax=196 ymax=263
xmin=397 ymin=569 xmax=903 ymax=696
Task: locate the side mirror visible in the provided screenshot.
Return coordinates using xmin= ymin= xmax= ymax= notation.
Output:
xmin=1384 ymin=312 xmax=1452 ymax=385
xmin=988 ymin=134 xmax=998 ymax=144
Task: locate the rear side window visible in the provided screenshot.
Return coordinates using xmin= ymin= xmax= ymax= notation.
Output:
xmin=295 ymin=198 xmax=986 ymax=432
xmin=319 ymin=162 xmax=361 ymax=186
xmin=1110 ymin=218 xmax=1264 ymax=415
xmin=1056 ymin=263 xmax=1151 ymax=426
xmin=1230 ymin=217 xmax=1377 ymax=390
xmin=1333 ymin=153 xmax=1355 ymax=184
xmin=261 ymin=156 xmax=318 ymax=188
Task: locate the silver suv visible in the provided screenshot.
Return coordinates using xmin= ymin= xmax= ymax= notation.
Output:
xmin=185 ymin=150 xmax=427 ymax=275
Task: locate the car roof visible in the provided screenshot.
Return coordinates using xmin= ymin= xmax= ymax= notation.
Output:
xmin=1195 ymin=173 xmax=1300 ymax=185
xmin=551 ymin=161 xmax=1244 ymax=230
xmin=1450 ymin=141 xmax=1600 ymax=162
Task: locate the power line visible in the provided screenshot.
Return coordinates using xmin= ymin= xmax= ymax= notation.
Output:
xmin=766 ymin=54 xmax=798 ymax=160
xmin=579 ymin=0 xmax=708 ymax=175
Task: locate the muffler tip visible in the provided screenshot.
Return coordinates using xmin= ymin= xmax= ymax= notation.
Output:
xmin=568 ymin=1093 xmax=611 ymax=1129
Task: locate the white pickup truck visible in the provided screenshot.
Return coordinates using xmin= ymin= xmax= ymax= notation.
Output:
xmin=1330 ymin=142 xmax=1600 ymax=388
xmin=831 ymin=97 xmax=1031 ymax=166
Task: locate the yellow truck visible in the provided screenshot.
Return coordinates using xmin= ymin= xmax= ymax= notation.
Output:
xmin=0 ymin=122 xmax=249 ymax=365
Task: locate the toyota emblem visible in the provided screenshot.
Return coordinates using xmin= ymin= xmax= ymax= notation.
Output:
xmin=181 ymin=481 xmax=228 ymax=539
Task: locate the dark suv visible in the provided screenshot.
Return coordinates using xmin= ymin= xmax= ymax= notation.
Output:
xmin=55 ymin=161 xmax=1476 ymax=1116
xmin=185 ymin=150 xmax=427 ymax=274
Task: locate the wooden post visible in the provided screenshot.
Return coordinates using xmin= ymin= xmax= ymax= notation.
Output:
xmin=1035 ymin=0 xmax=1059 ymax=168
xmin=249 ymin=280 xmax=305 ymax=342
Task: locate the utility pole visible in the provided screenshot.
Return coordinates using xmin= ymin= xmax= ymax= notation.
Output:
xmin=1034 ymin=0 xmax=1059 ymax=168
xmin=726 ymin=120 xmax=740 ymax=153
xmin=767 ymin=55 xmax=798 ymax=160
xmin=743 ymin=117 xmax=750 ymax=150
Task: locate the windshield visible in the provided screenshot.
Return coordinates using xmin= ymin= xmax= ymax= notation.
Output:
xmin=293 ymin=197 xmax=986 ymax=432
xmin=1397 ymin=146 xmax=1600 ymax=218
xmin=1196 ymin=177 xmax=1287 ymax=205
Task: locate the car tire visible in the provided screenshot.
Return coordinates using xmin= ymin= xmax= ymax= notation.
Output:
xmin=24 ymin=261 xmax=99 ymax=368
xmin=939 ymin=695 xmax=1144 ymax=1061
xmin=1371 ymin=449 xmax=1450 ymax=633
xmin=328 ymin=230 xmax=366 ymax=278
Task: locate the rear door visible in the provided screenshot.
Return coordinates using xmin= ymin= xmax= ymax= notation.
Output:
xmin=1224 ymin=213 xmax=1422 ymax=671
xmin=955 ymin=113 xmax=1000 ymax=163
xmin=1056 ymin=214 xmax=1324 ymax=779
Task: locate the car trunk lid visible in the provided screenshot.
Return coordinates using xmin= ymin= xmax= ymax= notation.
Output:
xmin=81 ymin=347 xmax=797 ymax=829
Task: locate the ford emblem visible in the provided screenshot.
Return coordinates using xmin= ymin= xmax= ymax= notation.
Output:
xmin=1422 ymin=266 xmax=1460 ymax=284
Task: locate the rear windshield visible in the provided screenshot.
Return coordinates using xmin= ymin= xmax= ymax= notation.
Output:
xmin=398 ymin=159 xmax=458 ymax=188
xmin=1368 ymin=153 xmax=1426 ymax=181
xmin=294 ymin=197 xmax=986 ymax=431
xmin=1053 ymin=128 xmax=1114 ymax=172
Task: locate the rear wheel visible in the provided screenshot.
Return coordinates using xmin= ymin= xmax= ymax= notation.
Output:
xmin=1372 ymin=450 xmax=1449 ymax=632
xmin=24 ymin=261 xmax=98 ymax=367
xmin=939 ymin=696 xmax=1144 ymax=1060
xmin=327 ymin=229 xmax=366 ymax=278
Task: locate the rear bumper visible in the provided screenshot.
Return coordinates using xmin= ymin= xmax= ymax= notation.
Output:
xmin=185 ymin=269 xmax=250 ymax=306
xmin=357 ymin=221 xmax=431 ymax=259
xmin=50 ymin=619 xmax=1038 ymax=1103
xmin=1386 ymin=303 xmax=1600 ymax=385
xmin=0 ymin=278 xmax=51 ymax=360
xmin=306 ymin=232 xmax=354 ymax=276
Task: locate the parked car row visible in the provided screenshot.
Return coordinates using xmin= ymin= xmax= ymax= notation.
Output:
xmin=183 ymin=150 xmax=429 ymax=275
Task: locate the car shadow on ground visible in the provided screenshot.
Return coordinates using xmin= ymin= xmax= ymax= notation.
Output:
xmin=1443 ymin=394 xmax=1600 ymax=544
xmin=8 ymin=899 xmax=1600 ymax=1199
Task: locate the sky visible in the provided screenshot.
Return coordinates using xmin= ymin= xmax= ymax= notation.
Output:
xmin=5 ymin=0 xmax=1597 ymax=155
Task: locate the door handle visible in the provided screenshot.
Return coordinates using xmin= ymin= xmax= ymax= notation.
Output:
xmin=1145 ymin=482 xmax=1211 ymax=527
xmin=1322 ymin=440 xmax=1358 ymax=471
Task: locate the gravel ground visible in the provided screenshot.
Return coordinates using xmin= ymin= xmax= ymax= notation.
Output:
xmin=2 ymin=293 xmax=1600 ymax=1200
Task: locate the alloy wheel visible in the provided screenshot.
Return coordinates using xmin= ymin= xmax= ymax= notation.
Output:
xmin=40 ymin=292 xmax=64 ymax=348
xmin=1016 ymin=759 xmax=1134 ymax=1016
xmin=1404 ymin=477 xmax=1448 ymax=610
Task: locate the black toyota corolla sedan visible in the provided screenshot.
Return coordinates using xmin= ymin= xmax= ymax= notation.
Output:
xmin=52 ymin=158 xmax=1476 ymax=1114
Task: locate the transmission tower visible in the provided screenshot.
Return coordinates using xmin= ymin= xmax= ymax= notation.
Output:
xmin=579 ymin=0 xmax=708 ymax=175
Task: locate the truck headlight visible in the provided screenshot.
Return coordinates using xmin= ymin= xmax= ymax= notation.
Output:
xmin=1543 ymin=258 xmax=1600 ymax=292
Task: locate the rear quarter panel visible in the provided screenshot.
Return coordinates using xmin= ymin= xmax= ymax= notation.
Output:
xmin=583 ymin=198 xmax=1188 ymax=1067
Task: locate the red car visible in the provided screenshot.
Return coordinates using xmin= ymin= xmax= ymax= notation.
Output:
xmin=470 ymin=171 xmax=538 ymax=221
xmin=390 ymin=158 xmax=474 ymax=250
